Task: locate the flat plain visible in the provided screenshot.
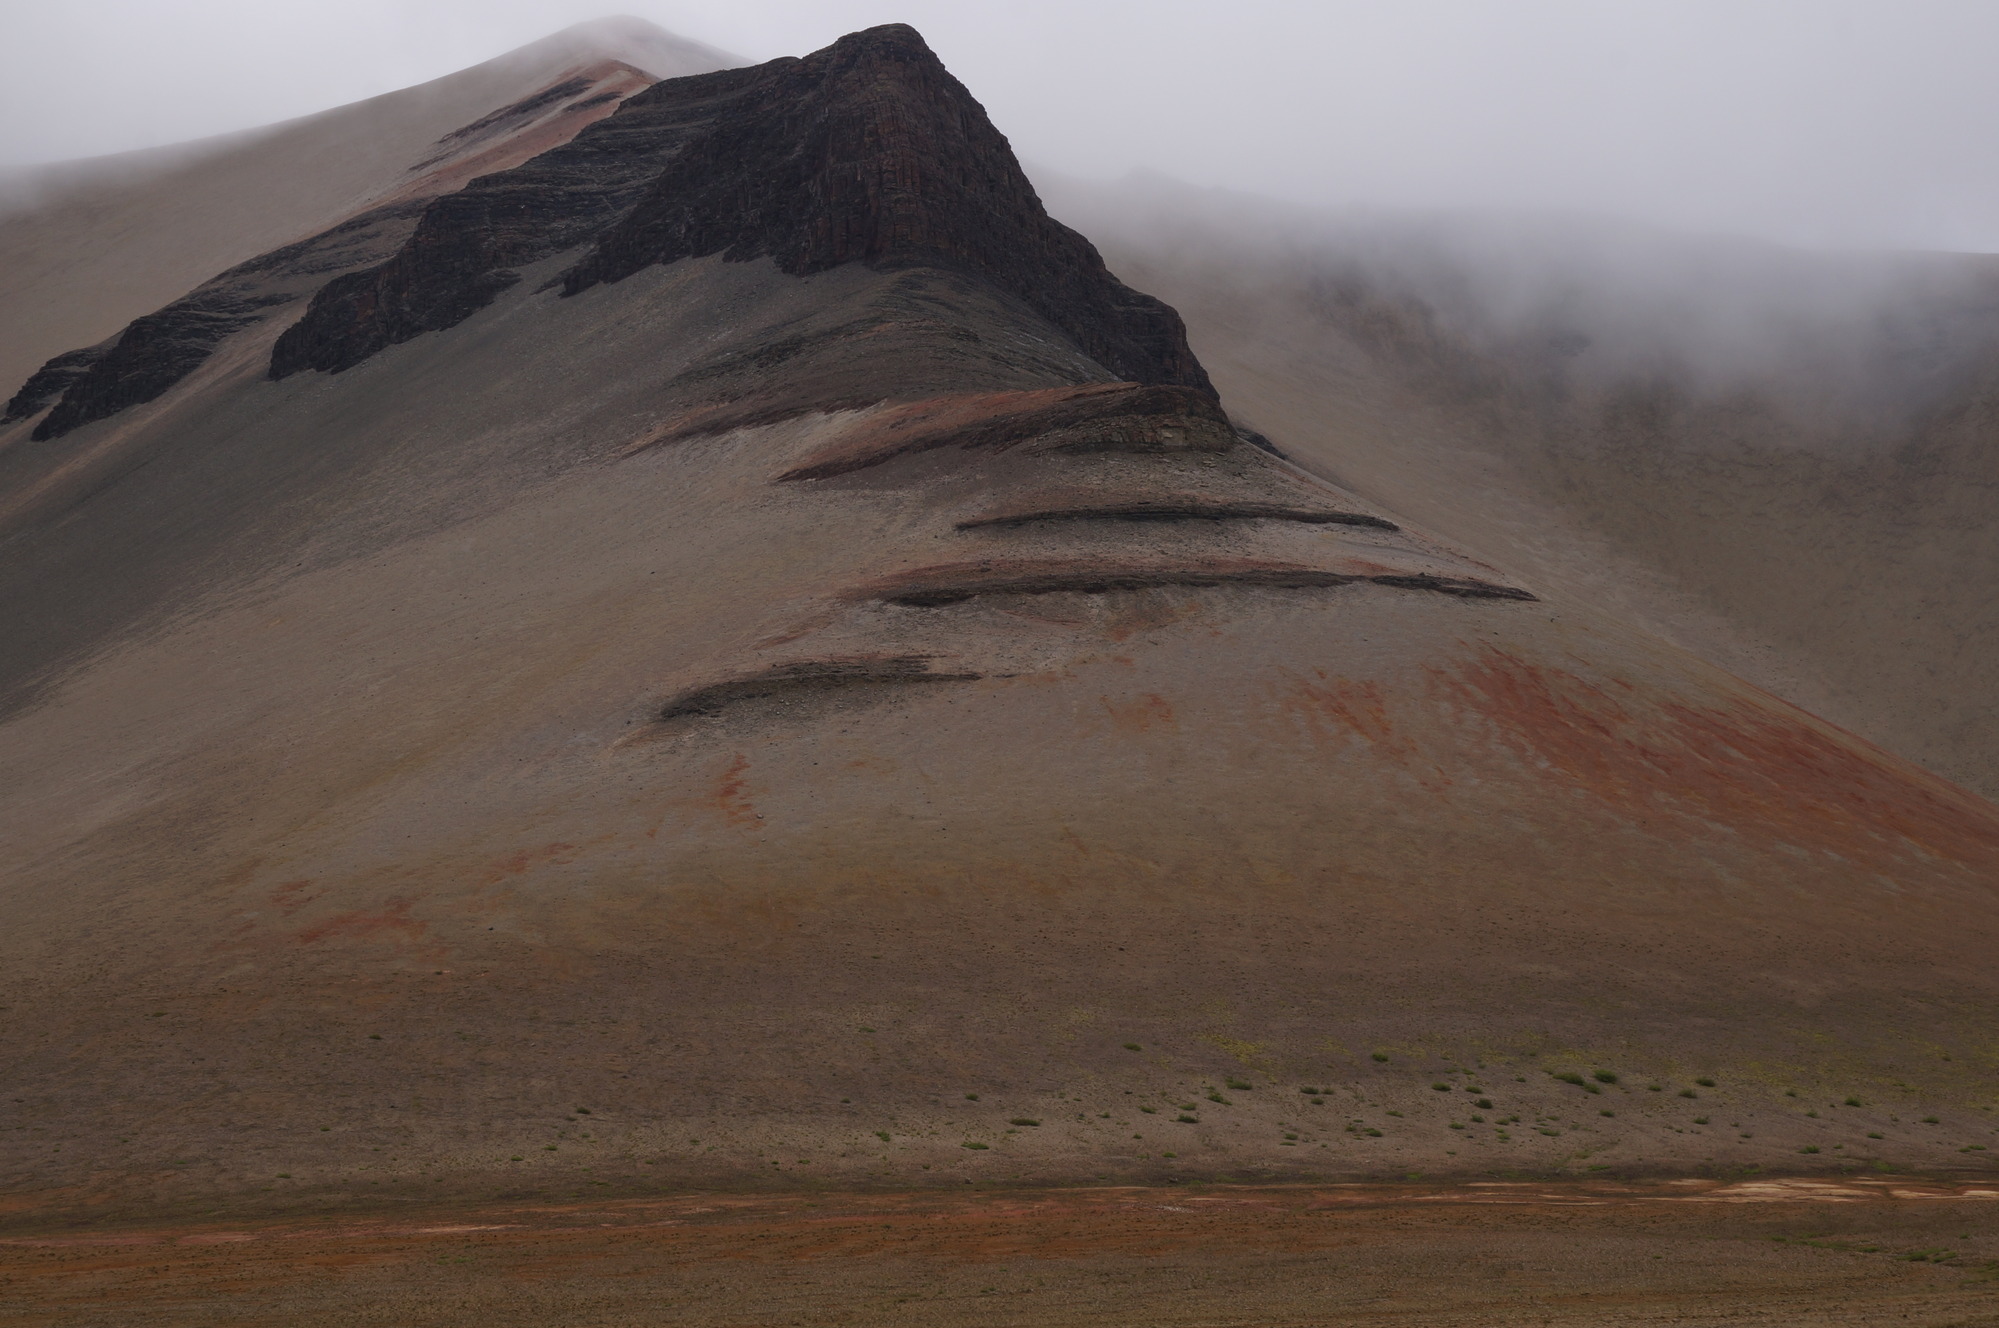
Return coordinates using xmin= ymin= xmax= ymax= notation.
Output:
xmin=5 ymin=1179 xmax=1999 ymax=1326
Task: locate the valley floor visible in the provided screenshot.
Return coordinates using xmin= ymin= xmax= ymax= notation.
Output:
xmin=3 ymin=1178 xmax=1997 ymax=1326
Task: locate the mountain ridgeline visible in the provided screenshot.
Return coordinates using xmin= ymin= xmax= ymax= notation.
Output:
xmin=268 ymin=24 xmax=1211 ymax=394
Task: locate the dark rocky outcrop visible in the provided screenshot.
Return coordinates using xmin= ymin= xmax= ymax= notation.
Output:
xmin=271 ymin=25 xmax=1213 ymax=397
xmin=17 ymin=201 xmax=429 ymax=441
xmin=2 ymin=346 xmax=109 ymax=424
xmin=434 ymin=76 xmax=596 ymax=145
xmin=865 ymin=559 xmax=1536 ymax=607
xmin=955 ymin=501 xmax=1399 ymax=530
xmin=658 ymin=657 xmax=982 ymax=721
xmin=776 ymin=382 xmax=1235 ymax=481
xmin=28 ymin=293 xmax=293 ymax=440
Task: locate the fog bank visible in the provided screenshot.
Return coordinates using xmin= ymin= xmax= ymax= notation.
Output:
xmin=5 ymin=1 xmax=1999 ymax=252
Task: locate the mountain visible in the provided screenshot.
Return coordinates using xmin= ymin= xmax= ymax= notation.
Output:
xmin=2 ymin=24 xmax=1996 ymax=1223
xmin=1049 ymin=177 xmax=1999 ymax=803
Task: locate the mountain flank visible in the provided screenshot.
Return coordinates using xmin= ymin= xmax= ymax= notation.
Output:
xmin=1049 ymin=183 xmax=1999 ymax=799
xmin=0 ymin=18 xmax=737 ymax=399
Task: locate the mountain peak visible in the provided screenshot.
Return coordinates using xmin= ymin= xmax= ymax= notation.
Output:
xmin=269 ymin=25 xmax=1213 ymax=397
xmin=484 ymin=14 xmax=742 ymax=82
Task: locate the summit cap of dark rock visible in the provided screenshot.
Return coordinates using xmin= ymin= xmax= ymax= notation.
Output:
xmin=271 ymin=24 xmax=1213 ymax=396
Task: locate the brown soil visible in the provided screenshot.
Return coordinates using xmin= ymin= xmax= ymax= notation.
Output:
xmin=4 ymin=1180 xmax=1997 ymax=1326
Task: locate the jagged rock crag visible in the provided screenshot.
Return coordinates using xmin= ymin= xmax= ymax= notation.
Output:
xmin=2 ymin=348 xmax=109 ymax=425
xmin=271 ymin=24 xmax=1211 ymax=395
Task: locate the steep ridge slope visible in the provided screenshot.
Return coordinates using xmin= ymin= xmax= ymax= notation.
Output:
xmin=0 ymin=16 xmax=739 ymax=395
xmin=1048 ymin=179 xmax=1999 ymax=800
xmin=0 ymin=26 xmax=1996 ymax=1223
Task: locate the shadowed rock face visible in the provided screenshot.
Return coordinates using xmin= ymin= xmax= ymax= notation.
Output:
xmin=270 ymin=24 xmax=1210 ymax=395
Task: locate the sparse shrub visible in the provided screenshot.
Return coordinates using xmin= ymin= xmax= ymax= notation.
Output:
xmin=1161 ymin=1151 xmax=1177 ymax=1158
xmin=1207 ymin=1093 xmax=1229 ymax=1104
xmin=1679 ymin=1089 xmax=1698 ymax=1099
xmin=1450 ymin=1122 xmax=1465 ymax=1130
xmin=1470 ymin=1114 xmax=1486 ymax=1123
xmin=1923 ymin=1116 xmax=1940 ymax=1124
xmin=1283 ymin=1132 xmax=1298 ymax=1140
xmin=1554 ymin=1072 xmax=1586 ymax=1086
xmin=875 ymin=1131 xmax=891 ymax=1142
xmin=859 ymin=1027 xmax=875 ymax=1034
xmin=1647 ymin=1084 xmax=1662 ymax=1092
xmin=510 ymin=1156 xmax=522 ymax=1161
xmin=1371 ymin=1052 xmax=1390 ymax=1062
xmin=1300 ymin=1087 xmax=1319 ymax=1095
xmin=1175 ymin=1114 xmax=1199 ymax=1124
xmin=1801 ymin=1145 xmax=1820 ymax=1153
xmin=1364 ymin=1128 xmax=1383 ymax=1137
xmin=1140 ymin=1106 xmax=1157 ymax=1114
xmin=1807 ymin=1111 xmax=1819 ymax=1118
xmin=1432 ymin=1083 xmax=1451 ymax=1092
xmin=1010 ymin=1118 xmax=1040 ymax=1127
xmin=1601 ymin=1110 xmax=1616 ymax=1118
xmin=1593 ymin=1071 xmax=1618 ymax=1084
xmin=1785 ymin=1089 xmax=1797 ymax=1097
xmin=962 ymin=1142 xmax=989 ymax=1150
xmin=1693 ymin=1116 xmax=1708 ymax=1125
xmin=1475 ymin=1098 xmax=1493 ymax=1110
xmin=1387 ymin=1110 xmax=1403 ymax=1117
xmin=1845 ymin=1096 xmax=1863 ymax=1107
xmin=1124 ymin=1043 xmax=1141 ymax=1051
xmin=965 ymin=1093 xmax=979 ymax=1100
xmin=1868 ymin=1132 xmax=1884 ymax=1139
xmin=1226 ymin=1077 xmax=1252 ymax=1090
xmin=1695 ymin=1078 xmax=1715 ymax=1088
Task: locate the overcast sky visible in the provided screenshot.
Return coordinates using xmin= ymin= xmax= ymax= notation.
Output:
xmin=4 ymin=0 xmax=1997 ymax=252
